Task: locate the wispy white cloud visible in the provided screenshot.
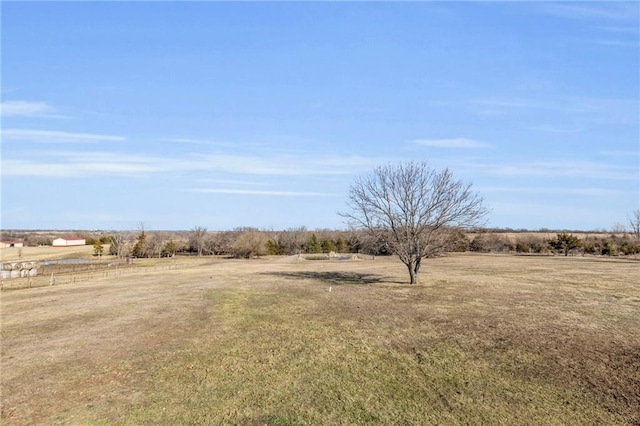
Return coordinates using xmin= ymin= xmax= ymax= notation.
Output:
xmin=163 ymin=136 xmax=317 ymax=154
xmin=468 ymin=96 xmax=638 ymax=126
xmin=470 ymin=97 xmax=590 ymax=115
xmin=1 ymin=149 xmax=381 ymax=178
xmin=312 ymin=155 xmax=385 ymax=170
xmin=2 ymin=129 xmax=125 ymax=143
xmin=187 ymin=188 xmax=337 ymax=197
xmin=0 ymin=100 xmax=66 ymax=118
xmin=532 ymin=124 xmax=584 ymax=134
xmin=477 ymin=186 xmax=623 ymax=197
xmin=596 ymin=26 xmax=639 ymax=34
xmin=478 ymin=160 xmax=637 ymax=181
xmin=540 ymin=3 xmax=639 ymax=21
xmin=3 ymin=153 xmax=162 ymax=177
xmin=2 ymin=160 xmax=78 ymax=177
xmin=195 ymin=178 xmax=272 ymax=187
xmin=194 ymin=154 xmax=379 ymax=176
xmin=593 ymin=39 xmax=639 ymax=47
xmin=6 ymin=144 xmax=635 ymax=184
xmin=468 ymin=98 xmax=550 ymax=117
xmin=599 ymin=149 xmax=640 ymax=158
xmin=162 ymin=137 xmax=235 ymax=147
xmin=164 ymin=137 xmax=212 ymax=144
xmin=411 ymin=138 xmax=488 ymax=149
xmin=570 ymin=97 xmax=638 ymax=126
xmin=534 ymin=2 xmax=640 ymax=50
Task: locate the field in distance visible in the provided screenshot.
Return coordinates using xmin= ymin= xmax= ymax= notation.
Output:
xmin=0 ymin=245 xmax=98 ymax=262
xmin=1 ymin=254 xmax=638 ymax=424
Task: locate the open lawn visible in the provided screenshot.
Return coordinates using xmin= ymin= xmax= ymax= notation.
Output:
xmin=1 ymin=254 xmax=639 ymax=425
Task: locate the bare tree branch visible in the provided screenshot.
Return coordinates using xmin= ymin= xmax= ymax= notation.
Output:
xmin=340 ymin=162 xmax=488 ymax=284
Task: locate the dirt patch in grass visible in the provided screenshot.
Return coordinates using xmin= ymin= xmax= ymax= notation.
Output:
xmin=1 ymin=254 xmax=638 ymax=424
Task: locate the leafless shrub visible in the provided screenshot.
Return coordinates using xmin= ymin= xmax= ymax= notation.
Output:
xmin=231 ymin=229 xmax=268 ymax=258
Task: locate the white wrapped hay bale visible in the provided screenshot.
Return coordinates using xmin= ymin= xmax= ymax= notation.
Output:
xmin=21 ymin=262 xmax=35 ymax=270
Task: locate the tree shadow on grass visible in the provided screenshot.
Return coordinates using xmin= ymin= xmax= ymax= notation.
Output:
xmin=263 ymin=271 xmax=403 ymax=286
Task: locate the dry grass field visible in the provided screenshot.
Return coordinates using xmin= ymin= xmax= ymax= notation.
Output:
xmin=1 ymin=254 xmax=639 ymax=425
xmin=1 ymin=245 xmax=97 ymax=262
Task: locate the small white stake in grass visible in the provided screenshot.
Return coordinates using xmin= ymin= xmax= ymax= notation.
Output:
xmin=329 ymin=286 xmax=332 ymax=292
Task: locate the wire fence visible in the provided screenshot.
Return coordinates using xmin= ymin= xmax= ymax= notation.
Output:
xmin=0 ymin=259 xmax=185 ymax=291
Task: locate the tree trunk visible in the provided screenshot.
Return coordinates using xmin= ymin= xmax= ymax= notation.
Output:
xmin=401 ymin=255 xmax=423 ymax=284
xmin=406 ymin=259 xmax=420 ymax=284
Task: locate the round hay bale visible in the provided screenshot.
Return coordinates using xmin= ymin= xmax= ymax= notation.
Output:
xmin=11 ymin=262 xmax=21 ymax=270
xmin=1 ymin=270 xmax=10 ymax=279
xmin=2 ymin=263 xmax=13 ymax=271
xmin=20 ymin=269 xmax=29 ymax=278
xmin=28 ymin=268 xmax=38 ymax=277
xmin=10 ymin=270 xmax=20 ymax=278
xmin=21 ymin=262 xmax=35 ymax=270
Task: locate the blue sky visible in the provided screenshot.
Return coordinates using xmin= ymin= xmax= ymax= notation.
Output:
xmin=1 ymin=2 xmax=638 ymax=231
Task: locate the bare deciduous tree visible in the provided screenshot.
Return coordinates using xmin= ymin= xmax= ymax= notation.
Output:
xmin=147 ymin=232 xmax=166 ymax=258
xmin=231 ymin=228 xmax=268 ymax=258
xmin=208 ymin=231 xmax=233 ymax=255
xmin=108 ymin=231 xmax=133 ymax=259
xmin=278 ymin=227 xmax=308 ymax=255
xmin=190 ymin=226 xmax=208 ymax=256
xmin=629 ymin=210 xmax=640 ymax=240
xmin=341 ymin=162 xmax=487 ymax=284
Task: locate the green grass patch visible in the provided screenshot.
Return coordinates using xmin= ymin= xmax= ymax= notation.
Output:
xmin=112 ymin=288 xmax=625 ymax=425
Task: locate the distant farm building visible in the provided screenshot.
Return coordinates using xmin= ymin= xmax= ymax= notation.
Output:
xmin=52 ymin=237 xmax=86 ymax=247
xmin=0 ymin=241 xmax=24 ymax=248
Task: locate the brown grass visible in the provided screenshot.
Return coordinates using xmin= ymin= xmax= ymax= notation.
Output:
xmin=1 ymin=254 xmax=638 ymax=424
xmin=1 ymin=245 xmax=98 ymax=262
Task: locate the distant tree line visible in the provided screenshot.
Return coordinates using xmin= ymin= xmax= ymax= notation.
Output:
xmin=93 ymin=228 xmax=639 ymax=259
xmin=3 ymin=219 xmax=639 ymax=260
xmin=467 ymin=231 xmax=640 ymax=256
